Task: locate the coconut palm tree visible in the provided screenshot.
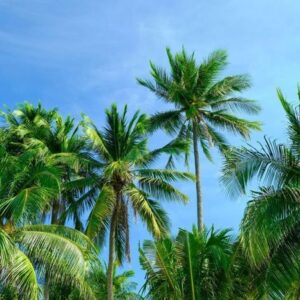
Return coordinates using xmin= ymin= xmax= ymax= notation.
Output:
xmin=138 ymin=48 xmax=261 ymax=229
xmin=82 ymin=104 xmax=194 ymax=300
xmin=0 ymin=141 xmax=98 ymax=299
xmin=139 ymin=226 xmax=234 ymax=299
xmin=221 ymin=87 xmax=300 ymax=297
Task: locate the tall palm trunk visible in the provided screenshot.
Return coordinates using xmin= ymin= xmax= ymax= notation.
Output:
xmin=44 ymin=200 xmax=60 ymax=300
xmin=107 ymin=193 xmax=121 ymax=300
xmin=51 ymin=200 xmax=59 ymax=225
xmin=192 ymin=122 xmax=203 ymax=230
xmin=107 ymin=213 xmax=116 ymax=300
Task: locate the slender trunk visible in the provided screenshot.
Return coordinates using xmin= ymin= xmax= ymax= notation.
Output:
xmin=44 ymin=200 xmax=60 ymax=300
xmin=107 ymin=213 xmax=116 ymax=300
xmin=107 ymin=193 xmax=121 ymax=300
xmin=51 ymin=200 xmax=59 ymax=225
xmin=192 ymin=122 xmax=203 ymax=230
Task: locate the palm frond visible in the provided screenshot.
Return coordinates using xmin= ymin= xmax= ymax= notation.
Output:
xmin=1 ymin=186 xmax=57 ymax=223
xmin=85 ymin=186 xmax=115 ymax=241
xmin=82 ymin=116 xmax=111 ymax=160
xmin=221 ymin=138 xmax=300 ymax=197
xmin=136 ymin=168 xmax=195 ymax=182
xmin=206 ymin=75 xmax=251 ymax=100
xmin=0 ymin=249 xmax=39 ymax=300
xmin=138 ymin=176 xmax=189 ymax=203
xmin=14 ymin=229 xmax=87 ymax=278
xmin=277 ymin=88 xmax=300 ymax=154
xmin=21 ymin=224 xmax=98 ymax=254
xmin=149 ymin=110 xmax=184 ymax=134
xmin=139 ymin=238 xmax=181 ymax=299
xmin=210 ymin=97 xmax=260 ymax=115
xmin=241 ymin=186 xmax=300 ymax=266
xmin=197 ymin=49 xmax=228 ymax=93
xmin=204 ymin=111 xmax=261 ymax=138
xmin=125 ymin=185 xmax=170 ymax=238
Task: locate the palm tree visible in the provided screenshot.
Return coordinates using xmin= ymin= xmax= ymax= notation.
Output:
xmin=139 ymin=226 xmax=234 ymax=299
xmin=0 ymin=102 xmax=94 ymax=229
xmin=221 ymin=87 xmax=300 ymax=297
xmin=82 ymin=104 xmax=194 ymax=300
xmin=0 ymin=142 xmax=98 ymax=299
xmin=0 ymin=103 xmax=56 ymax=158
xmin=138 ymin=48 xmax=261 ymax=229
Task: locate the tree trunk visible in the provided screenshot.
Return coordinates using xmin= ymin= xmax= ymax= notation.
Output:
xmin=51 ymin=199 xmax=59 ymax=225
xmin=44 ymin=200 xmax=60 ymax=300
xmin=107 ymin=193 xmax=121 ymax=300
xmin=192 ymin=122 xmax=203 ymax=230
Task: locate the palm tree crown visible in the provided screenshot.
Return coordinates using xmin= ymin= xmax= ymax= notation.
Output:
xmin=1 ymin=102 xmax=94 ymax=229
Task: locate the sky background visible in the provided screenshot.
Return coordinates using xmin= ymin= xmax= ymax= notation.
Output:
xmin=0 ymin=0 xmax=300 ymax=288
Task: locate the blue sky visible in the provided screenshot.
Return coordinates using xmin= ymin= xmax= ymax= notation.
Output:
xmin=1 ymin=0 xmax=300 ymax=288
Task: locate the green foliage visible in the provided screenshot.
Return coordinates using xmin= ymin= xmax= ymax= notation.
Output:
xmin=138 ymin=48 xmax=261 ymax=161
xmin=48 ymin=260 xmax=142 ymax=300
xmin=0 ymin=101 xmax=191 ymax=298
xmin=83 ymin=104 xmax=193 ymax=258
xmin=1 ymin=102 xmax=95 ymax=229
xmin=81 ymin=104 xmax=193 ymax=299
xmin=2 ymin=51 xmax=300 ymax=300
xmin=0 ymin=104 xmax=98 ymax=299
xmin=138 ymin=47 xmax=261 ymax=228
xmin=222 ymin=87 xmax=300 ymax=298
xmin=140 ymin=227 xmax=236 ymax=300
